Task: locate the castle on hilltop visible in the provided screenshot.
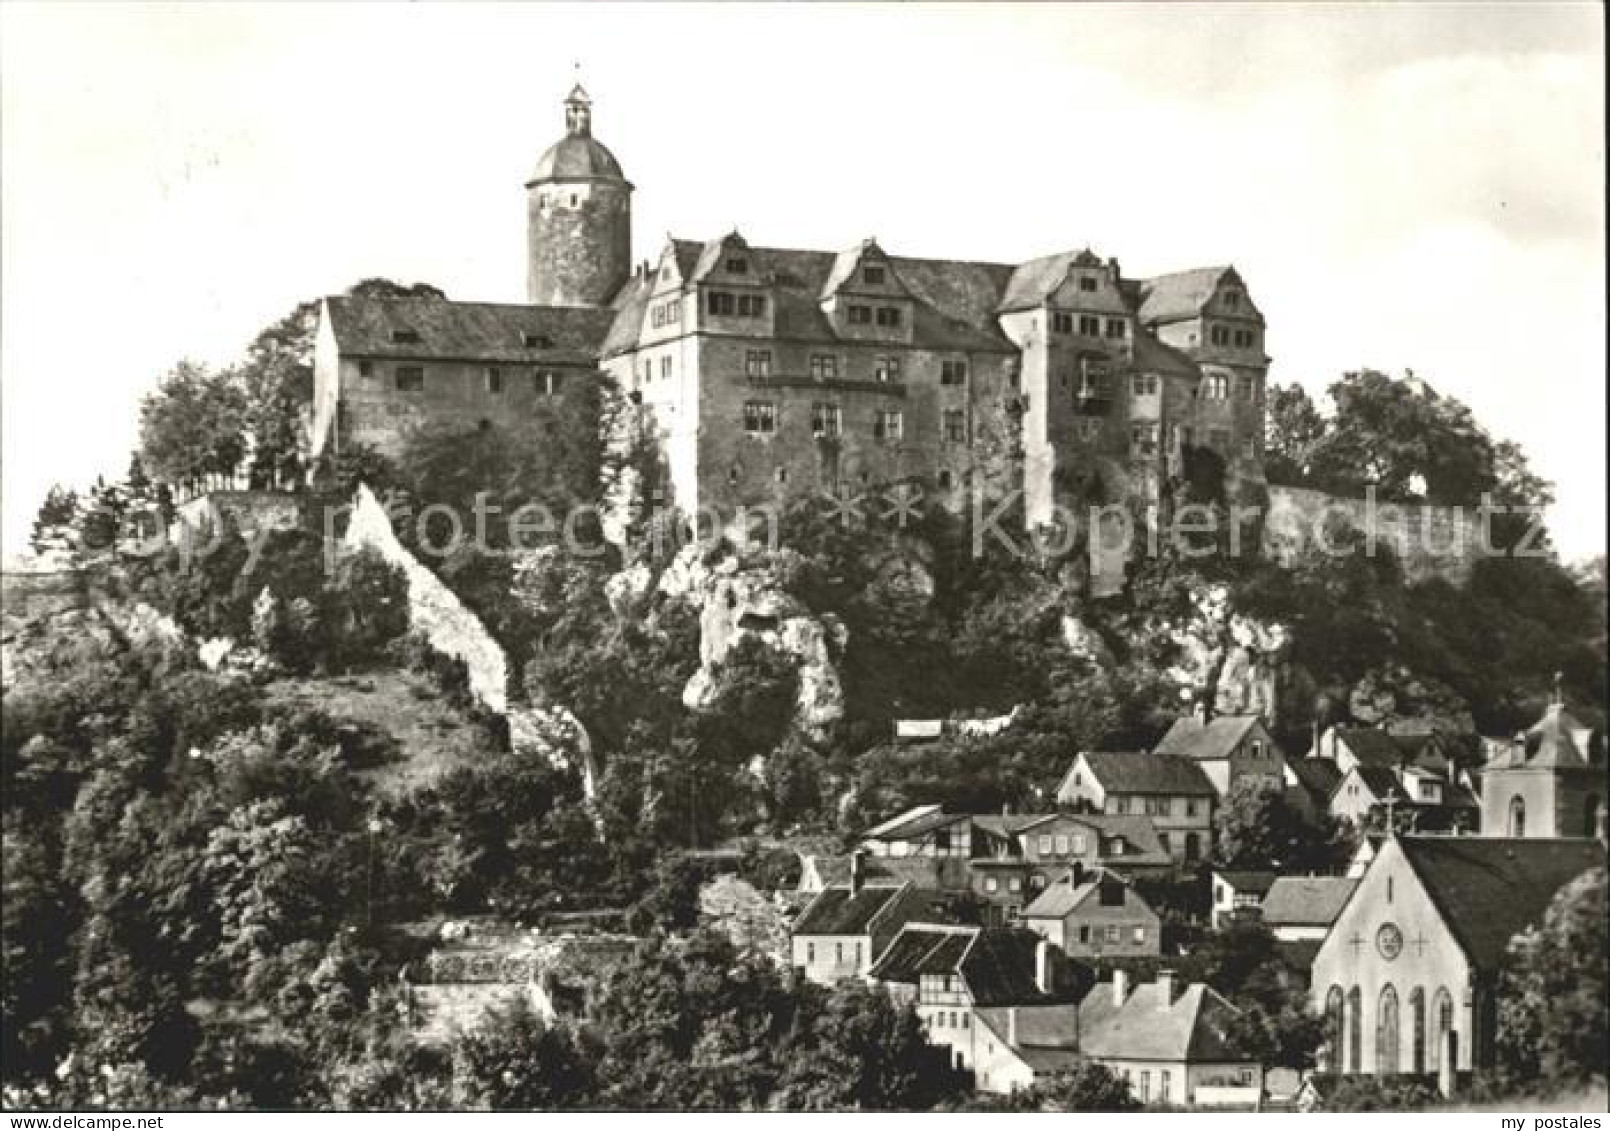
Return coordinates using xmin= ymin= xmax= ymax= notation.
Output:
xmin=309 ymin=85 xmax=1270 ymax=530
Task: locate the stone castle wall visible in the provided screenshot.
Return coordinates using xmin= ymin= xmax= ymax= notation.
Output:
xmin=1261 ymin=485 xmax=1487 ymax=585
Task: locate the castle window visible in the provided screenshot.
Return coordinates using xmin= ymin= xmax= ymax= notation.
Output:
xmin=1080 ymin=276 xmax=1098 ymax=293
xmin=394 ymin=366 xmax=425 ymax=392
xmin=726 ymin=257 xmax=749 ymax=274
xmin=1241 ymin=436 xmax=1256 ymax=459
xmin=847 ymin=304 xmax=872 ymax=325
xmin=943 ymin=409 xmax=967 ymax=443
xmin=1203 ymin=373 xmax=1230 ymax=398
xmin=523 ymin=332 xmax=553 ymax=348
xmin=743 ymin=400 xmax=777 ymax=434
xmin=937 ymin=469 xmax=953 ymax=489
xmin=1132 ymin=373 xmax=1159 ymax=397
xmin=745 ymin=350 xmax=772 ymax=379
xmin=863 ymin=264 xmax=886 ymax=285
xmin=1210 ymin=427 xmax=1230 ymax=449
xmin=1051 ymin=312 xmax=1073 ymax=334
xmin=536 ymin=370 xmax=563 ymax=396
xmin=1079 ymin=315 xmax=1100 ymax=336
xmin=873 ymin=409 xmax=904 ymax=442
xmin=875 ymin=306 xmax=903 ymax=328
xmin=1130 ymin=422 xmax=1159 ymax=456
xmin=940 ymin=359 xmax=968 ymax=386
xmin=707 ymin=291 xmax=735 ymax=316
xmin=810 ymin=402 xmax=842 ymax=437
xmin=737 ymin=294 xmax=767 ymax=317
xmin=358 ymin=361 xmax=374 ymax=378
xmin=390 ymin=329 xmax=420 ymax=344
xmin=1234 ymin=329 xmax=1254 ymax=348
xmin=486 ymin=367 xmax=504 ymax=394
xmin=874 ymin=356 xmax=901 ymax=383
xmin=1211 ymin=325 xmax=1229 ymax=346
xmin=775 ymin=467 xmax=788 ymax=484
xmin=1237 ymin=374 xmax=1256 ymax=398
xmin=661 ymin=357 xmax=673 ymax=381
xmin=569 ymin=194 xmax=577 ymax=207
xmin=1223 ymin=290 xmax=1241 ymax=309
xmin=809 ymin=354 xmax=838 ymax=381
xmin=1105 ymin=318 xmax=1126 ymax=339
xmin=1077 ymin=417 xmax=1099 ymax=441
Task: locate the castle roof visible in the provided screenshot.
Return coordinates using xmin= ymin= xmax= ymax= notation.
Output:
xmin=323 ymin=296 xmax=613 ymax=365
xmin=528 ymin=134 xmax=628 ymax=185
xmin=997 ymin=248 xmax=1105 ymax=313
xmin=1136 ymin=265 xmax=1239 ymax=325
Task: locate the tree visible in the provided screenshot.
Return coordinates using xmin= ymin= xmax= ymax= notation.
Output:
xmin=29 ymin=485 xmax=80 ymax=557
xmin=138 ymin=360 xmax=250 ymax=495
xmin=1214 ymin=777 xmax=1340 ymax=872
xmin=1496 ymin=867 xmax=1607 ymax=1085
xmin=964 ymin=1060 xmax=1140 ymax=1111
xmin=1262 ymin=383 xmax=1327 ymax=487
xmin=774 ymin=981 xmax=968 ymax=1110
xmin=451 ymin=997 xmax=595 ymax=1110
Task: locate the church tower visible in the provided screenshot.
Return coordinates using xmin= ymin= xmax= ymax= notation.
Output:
xmin=526 ymin=84 xmax=633 ymax=307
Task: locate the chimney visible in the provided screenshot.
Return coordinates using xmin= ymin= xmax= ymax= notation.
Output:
xmin=1070 ymin=861 xmax=1086 ymax=888
xmin=1193 ymin=699 xmax=1210 ymax=726
xmin=1112 ymin=968 xmax=1129 ymax=1005
xmin=1157 ymin=968 xmax=1176 ymax=1009
xmin=1007 ymin=1006 xmax=1018 ymax=1047
xmin=1310 ymin=717 xmax=1322 ymax=759
xmin=849 ymin=849 xmax=866 ymax=895
xmin=1035 ymin=939 xmax=1053 ymax=994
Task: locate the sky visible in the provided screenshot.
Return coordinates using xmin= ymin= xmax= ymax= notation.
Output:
xmin=2 ymin=2 xmax=1604 ymax=559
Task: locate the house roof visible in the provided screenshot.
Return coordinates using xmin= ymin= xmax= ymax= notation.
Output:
xmin=862 ymin=804 xmax=964 ymax=842
xmin=997 ymin=248 xmax=1111 ymax=313
xmin=1021 ymin=870 xmax=1152 ymax=922
xmin=1397 ymin=836 xmax=1606 ymax=971
xmin=1079 ymin=979 xmax=1249 ymax=1063
xmin=1289 ymin=758 xmax=1344 ymax=803
xmin=1136 ymin=266 xmax=1236 ymax=326
xmin=866 ymin=924 xmax=976 ymax=983
xmin=1214 ymin=870 xmax=1277 ymax=895
xmin=1353 ymin=765 xmax=1410 ymax=802
xmin=1072 ymin=751 xmax=1218 ymax=796
xmin=974 ymin=1004 xmax=1082 ymax=1055
xmin=1132 ymin=330 xmax=1202 ymax=378
xmin=866 ymin=924 xmax=1079 ymax=1006
xmin=324 ymin=296 xmax=614 ymax=365
xmin=1334 ymin=727 xmax=1407 ymax=769
xmin=1153 ymin=714 xmax=1267 ymax=762
xmin=1259 ymin=877 xmax=1358 ymax=927
xmin=1080 ymin=815 xmax=1174 ymax=865
xmin=792 ymin=881 xmax=936 ymax=938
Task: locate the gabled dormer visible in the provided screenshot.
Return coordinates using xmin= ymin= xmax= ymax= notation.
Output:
xmin=1045 ymin=250 xmax=1133 ymax=347
xmin=1140 ymin=265 xmax=1265 ymax=360
xmin=688 ymin=231 xmax=774 ymax=337
xmin=640 ymin=237 xmax=700 ymax=344
xmin=819 ymin=238 xmax=915 ymax=345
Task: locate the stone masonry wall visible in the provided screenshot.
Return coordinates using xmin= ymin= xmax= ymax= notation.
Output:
xmin=343 ymin=484 xmax=509 ymax=711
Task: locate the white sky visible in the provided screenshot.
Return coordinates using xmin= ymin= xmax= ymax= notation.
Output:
xmin=2 ymin=2 xmax=1604 ymax=559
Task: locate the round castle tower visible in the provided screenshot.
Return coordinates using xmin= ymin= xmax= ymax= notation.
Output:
xmin=526 ymin=84 xmax=633 ymax=308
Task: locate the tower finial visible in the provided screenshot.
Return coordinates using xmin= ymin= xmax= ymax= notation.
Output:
xmin=1551 ymin=671 xmax=1564 ymax=707
xmin=564 ymin=68 xmax=592 ymax=137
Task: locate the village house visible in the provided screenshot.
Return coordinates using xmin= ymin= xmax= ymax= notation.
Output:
xmin=866 ymin=924 xmax=1084 ymax=1092
xmin=1077 ymin=969 xmax=1264 ymax=1108
xmin=1310 ymin=834 xmax=1604 ymax=1077
xmin=1210 ymin=869 xmax=1277 ymax=929
xmin=1330 ymin=763 xmax=1480 ymax=834
xmin=1020 ymin=865 xmax=1162 ymax=958
xmin=1478 ymin=690 xmax=1607 ymax=841
xmin=1057 ymin=751 xmax=1216 ymax=862
xmin=790 ymin=862 xmax=947 ymax=985
xmin=1258 ymin=876 xmax=1357 ymax=943
xmin=1152 ymin=709 xmax=1287 ymax=797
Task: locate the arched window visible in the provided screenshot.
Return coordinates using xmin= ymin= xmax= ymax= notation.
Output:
xmin=1509 ymin=795 xmax=1526 ymax=838
xmin=1324 ymin=986 xmax=1345 ymax=1071
xmin=1432 ymin=988 xmax=1455 ymax=1074
xmin=1377 ymin=984 xmax=1400 ymax=1074
xmin=1409 ymin=987 xmax=1427 ymax=1074
xmin=1346 ymin=986 xmax=1362 ymax=1073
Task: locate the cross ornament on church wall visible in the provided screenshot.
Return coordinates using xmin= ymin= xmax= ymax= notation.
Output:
xmin=1348 ymin=931 xmax=1366 ymax=955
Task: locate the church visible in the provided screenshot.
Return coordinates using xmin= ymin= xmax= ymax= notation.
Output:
xmin=308 ymin=84 xmax=1270 ymax=533
xmin=1309 ymin=834 xmax=1602 ymax=1079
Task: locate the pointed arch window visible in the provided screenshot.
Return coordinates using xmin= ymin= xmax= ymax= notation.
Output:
xmin=1509 ymin=795 xmax=1526 ymax=838
xmin=1409 ymin=987 xmax=1427 ymax=1074
xmin=1377 ymin=984 xmax=1401 ymax=1074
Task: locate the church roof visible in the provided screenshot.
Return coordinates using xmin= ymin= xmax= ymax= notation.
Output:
xmin=324 ymin=296 xmax=613 ymax=364
xmin=528 ymin=134 xmax=628 ymax=184
xmin=1486 ymin=703 xmax=1604 ymax=771
xmin=1398 ymin=836 xmax=1606 ymax=971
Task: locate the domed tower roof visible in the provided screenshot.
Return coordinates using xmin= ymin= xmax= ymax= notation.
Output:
xmin=527 ymin=84 xmax=630 ymax=186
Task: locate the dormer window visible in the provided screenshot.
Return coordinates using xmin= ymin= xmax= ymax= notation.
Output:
xmin=391 ymin=329 xmax=420 ymax=344
xmin=523 ymin=332 xmax=553 ymax=348
xmin=1224 ymin=290 xmax=1241 ymax=309
xmin=875 ymin=306 xmax=902 ymax=328
xmin=736 ymin=294 xmax=767 ymax=317
xmin=864 ymin=265 xmax=886 ymax=285
xmin=1051 ymin=312 xmax=1073 ymax=334
xmin=726 ymin=257 xmax=749 ymax=274
xmin=1080 ymin=276 xmax=1098 ymax=293
xmin=847 ymin=304 xmax=872 ymax=325
xmin=1079 ymin=315 xmax=1100 ymax=336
